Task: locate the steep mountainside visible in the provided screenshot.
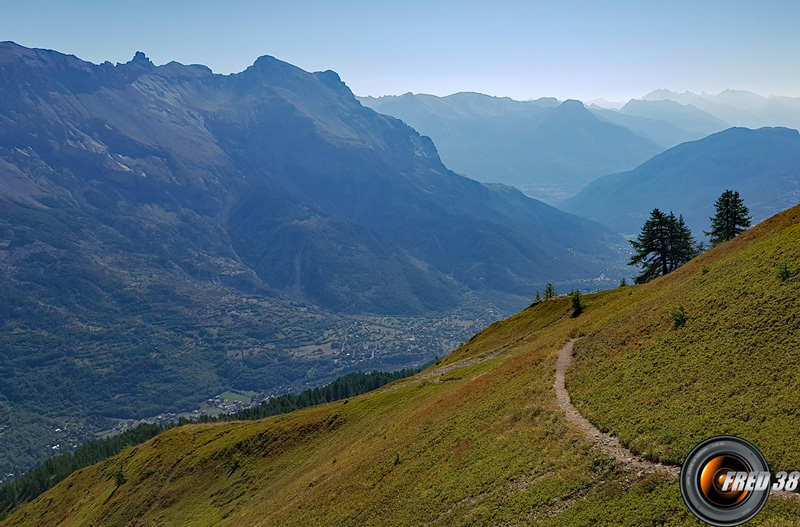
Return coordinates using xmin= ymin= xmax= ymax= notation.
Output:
xmin=5 ymin=203 xmax=800 ymax=526
xmin=359 ymin=93 xmax=663 ymax=202
xmin=0 ymin=43 xmax=623 ymax=311
xmin=561 ymin=127 xmax=800 ymax=236
xmin=0 ymin=43 xmax=625 ymax=476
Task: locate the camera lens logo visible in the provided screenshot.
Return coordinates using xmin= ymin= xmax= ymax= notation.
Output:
xmin=681 ymin=436 xmax=771 ymax=526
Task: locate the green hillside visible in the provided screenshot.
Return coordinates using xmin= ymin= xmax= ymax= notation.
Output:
xmin=567 ymin=203 xmax=800 ymax=467
xmin=4 ymin=205 xmax=800 ymax=526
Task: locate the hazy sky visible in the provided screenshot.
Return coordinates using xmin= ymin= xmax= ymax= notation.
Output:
xmin=3 ymin=0 xmax=799 ymax=102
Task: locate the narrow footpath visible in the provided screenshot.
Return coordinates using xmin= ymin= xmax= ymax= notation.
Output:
xmin=554 ymin=339 xmax=680 ymax=477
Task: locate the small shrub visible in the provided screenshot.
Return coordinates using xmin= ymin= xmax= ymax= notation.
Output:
xmin=701 ymin=265 xmax=710 ymax=275
xmin=434 ymin=355 xmax=441 ymax=365
xmin=394 ymin=453 xmax=401 ymax=465
xmin=619 ymin=278 xmax=627 ymax=287
xmin=115 ymin=469 xmax=127 ymax=487
xmin=777 ymin=263 xmax=797 ymax=281
xmin=591 ymin=456 xmax=610 ymax=473
xmin=669 ymin=305 xmax=688 ymax=329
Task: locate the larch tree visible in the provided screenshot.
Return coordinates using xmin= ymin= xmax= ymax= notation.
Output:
xmin=629 ymin=209 xmax=699 ymax=284
xmin=706 ymin=189 xmax=751 ymax=246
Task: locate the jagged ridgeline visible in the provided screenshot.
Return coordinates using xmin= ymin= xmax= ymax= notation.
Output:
xmin=0 ymin=42 xmax=626 ymax=477
xmin=3 ymin=202 xmax=799 ymax=526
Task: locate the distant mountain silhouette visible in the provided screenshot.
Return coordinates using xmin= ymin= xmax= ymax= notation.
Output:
xmin=359 ymin=92 xmax=663 ymax=202
xmin=560 ymin=127 xmax=800 ymax=236
xmin=641 ymin=89 xmax=800 ymax=131
xmin=618 ymin=99 xmax=728 ymax=136
xmin=588 ymin=106 xmax=710 ymax=149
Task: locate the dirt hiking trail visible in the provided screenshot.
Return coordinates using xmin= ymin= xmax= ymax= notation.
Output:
xmin=555 ymin=339 xmax=680 ymax=477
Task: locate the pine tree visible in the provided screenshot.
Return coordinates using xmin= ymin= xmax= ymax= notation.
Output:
xmin=569 ymin=290 xmax=585 ymax=317
xmin=535 ymin=290 xmax=541 ymax=302
xmin=629 ymin=209 xmax=698 ymax=284
xmin=544 ymin=283 xmax=557 ymax=300
xmin=629 ymin=209 xmax=671 ymax=283
xmin=706 ymin=190 xmax=751 ymax=245
xmin=666 ymin=213 xmax=698 ymax=271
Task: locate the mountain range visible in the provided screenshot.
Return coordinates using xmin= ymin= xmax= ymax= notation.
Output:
xmin=642 ymin=89 xmax=800 ymax=131
xmin=363 ymin=90 xmax=800 ymax=206
xmin=561 ymin=126 xmax=800 ymax=236
xmin=359 ymin=93 xmax=664 ymax=202
xmin=0 ymin=42 xmax=626 ymax=476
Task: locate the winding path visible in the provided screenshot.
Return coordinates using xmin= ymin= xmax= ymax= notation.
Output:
xmin=554 ymin=339 xmax=680 ymax=477
xmin=555 ymin=338 xmax=800 ymax=505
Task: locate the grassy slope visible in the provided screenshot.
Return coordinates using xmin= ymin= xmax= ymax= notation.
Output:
xmin=568 ymin=203 xmax=800 ymax=468
xmin=4 ymin=206 xmax=800 ymax=526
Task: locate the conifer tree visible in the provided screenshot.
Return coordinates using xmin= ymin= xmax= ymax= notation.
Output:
xmin=569 ymin=290 xmax=585 ymax=317
xmin=629 ymin=209 xmax=698 ymax=284
xmin=544 ymin=283 xmax=557 ymax=300
xmin=666 ymin=212 xmax=697 ymax=271
xmin=706 ymin=189 xmax=751 ymax=245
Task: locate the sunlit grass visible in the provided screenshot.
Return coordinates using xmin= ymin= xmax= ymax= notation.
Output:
xmin=569 ymin=207 xmax=800 ymax=469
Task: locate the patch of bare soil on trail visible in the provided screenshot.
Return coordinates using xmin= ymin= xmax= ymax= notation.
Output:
xmin=418 ymin=346 xmax=508 ymax=382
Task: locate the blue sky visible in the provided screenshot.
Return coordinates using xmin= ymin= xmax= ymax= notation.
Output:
xmin=3 ymin=0 xmax=799 ymax=101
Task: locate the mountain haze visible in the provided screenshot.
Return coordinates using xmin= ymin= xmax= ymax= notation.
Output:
xmin=359 ymin=92 xmax=663 ymax=202
xmin=618 ymin=99 xmax=728 ymax=137
xmin=589 ymin=106 xmax=710 ymax=149
xmin=642 ymin=89 xmax=800 ymax=131
xmin=593 ymin=89 xmax=800 ymax=150
xmin=561 ymin=127 xmax=800 ymax=236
